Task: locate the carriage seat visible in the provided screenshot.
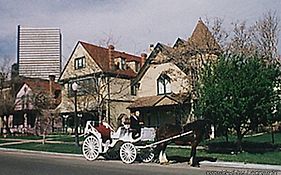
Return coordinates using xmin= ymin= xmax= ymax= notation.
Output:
xmin=95 ymin=123 xmax=111 ymax=143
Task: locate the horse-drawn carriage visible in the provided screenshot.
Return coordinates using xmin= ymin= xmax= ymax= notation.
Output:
xmin=82 ymin=121 xmax=157 ymax=164
xmin=81 ymin=119 xmax=200 ymax=164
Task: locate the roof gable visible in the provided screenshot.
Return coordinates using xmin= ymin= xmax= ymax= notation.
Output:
xmin=60 ymin=41 xmax=142 ymax=81
xmin=59 ymin=42 xmax=103 ymax=81
xmin=132 ymin=43 xmax=174 ymax=85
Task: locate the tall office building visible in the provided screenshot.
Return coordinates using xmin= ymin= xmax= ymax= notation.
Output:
xmin=17 ymin=25 xmax=62 ymax=81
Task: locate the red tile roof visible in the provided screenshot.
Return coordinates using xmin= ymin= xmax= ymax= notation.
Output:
xmin=24 ymin=79 xmax=61 ymax=93
xmin=21 ymin=77 xmax=61 ymax=107
xmin=80 ymin=41 xmax=141 ymax=78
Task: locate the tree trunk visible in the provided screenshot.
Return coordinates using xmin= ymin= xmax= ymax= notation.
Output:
xmin=236 ymin=129 xmax=243 ymax=152
xmin=42 ymin=133 xmax=46 ymax=145
xmin=2 ymin=116 xmax=11 ymax=135
xmin=271 ymin=125 xmax=275 ymax=144
xmin=225 ymin=128 xmax=229 ymax=143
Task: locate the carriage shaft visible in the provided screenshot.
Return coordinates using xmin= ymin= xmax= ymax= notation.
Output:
xmin=136 ymin=130 xmax=193 ymax=149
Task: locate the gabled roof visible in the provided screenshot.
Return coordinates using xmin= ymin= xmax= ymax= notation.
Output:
xmin=131 ymin=42 xmax=173 ymax=85
xmin=132 ymin=19 xmax=221 ymax=86
xmin=74 ymin=41 xmax=141 ymax=78
xmin=173 ymin=38 xmax=186 ymax=48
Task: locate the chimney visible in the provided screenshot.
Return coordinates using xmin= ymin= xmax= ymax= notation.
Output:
xmin=149 ymin=44 xmax=154 ymax=52
xmin=49 ymin=75 xmax=55 ymax=97
xmin=108 ymin=45 xmax=115 ymax=70
xmin=140 ymin=53 xmax=147 ymax=67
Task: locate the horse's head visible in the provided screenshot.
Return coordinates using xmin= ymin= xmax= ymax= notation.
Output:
xmin=202 ymin=119 xmax=213 ymax=140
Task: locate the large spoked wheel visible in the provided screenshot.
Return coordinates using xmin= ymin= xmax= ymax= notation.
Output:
xmin=139 ymin=149 xmax=155 ymax=163
xmin=82 ymin=135 xmax=100 ymax=161
xmin=120 ymin=143 xmax=137 ymax=164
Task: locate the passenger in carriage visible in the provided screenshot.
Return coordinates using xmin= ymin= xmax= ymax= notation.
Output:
xmin=130 ymin=111 xmax=144 ymax=139
xmin=95 ymin=114 xmax=112 ymax=142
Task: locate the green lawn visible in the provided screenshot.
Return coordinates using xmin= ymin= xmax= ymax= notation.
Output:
xmin=244 ymin=132 xmax=281 ymax=144
xmin=202 ymin=132 xmax=281 ymax=145
xmin=49 ymin=135 xmax=84 ymax=142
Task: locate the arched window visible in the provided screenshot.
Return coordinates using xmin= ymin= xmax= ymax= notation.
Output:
xmin=157 ymin=74 xmax=171 ymax=95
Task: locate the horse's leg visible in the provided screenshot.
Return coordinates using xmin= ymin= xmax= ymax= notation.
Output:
xmin=162 ymin=144 xmax=169 ymax=164
xmin=158 ymin=143 xmax=169 ymax=164
xmin=189 ymin=143 xmax=198 ymax=167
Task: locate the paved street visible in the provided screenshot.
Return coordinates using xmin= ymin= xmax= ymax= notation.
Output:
xmin=0 ymin=150 xmax=280 ymax=175
xmin=0 ymin=150 xmax=207 ymax=175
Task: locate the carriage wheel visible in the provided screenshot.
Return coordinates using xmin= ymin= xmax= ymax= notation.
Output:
xmin=120 ymin=143 xmax=137 ymax=164
xmin=140 ymin=149 xmax=155 ymax=163
xmin=82 ymin=136 xmax=100 ymax=161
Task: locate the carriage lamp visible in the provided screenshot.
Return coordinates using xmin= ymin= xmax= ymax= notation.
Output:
xmin=72 ymin=82 xmax=79 ymax=147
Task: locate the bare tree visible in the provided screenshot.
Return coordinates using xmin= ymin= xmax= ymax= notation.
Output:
xmin=254 ymin=11 xmax=280 ymax=63
xmin=0 ymin=57 xmax=14 ymax=135
xmin=226 ymin=21 xmax=257 ymax=56
xmin=63 ymin=68 xmax=132 ymax=130
xmin=98 ymin=31 xmax=121 ymax=48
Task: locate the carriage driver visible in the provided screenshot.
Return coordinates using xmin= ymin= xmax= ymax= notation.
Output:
xmin=130 ymin=111 xmax=143 ymax=139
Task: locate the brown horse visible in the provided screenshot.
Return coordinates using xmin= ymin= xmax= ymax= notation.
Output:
xmin=155 ymin=119 xmax=211 ymax=166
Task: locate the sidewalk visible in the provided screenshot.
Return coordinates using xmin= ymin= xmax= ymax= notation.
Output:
xmin=0 ymin=137 xmax=81 ymax=147
xmin=201 ymin=160 xmax=281 ymax=171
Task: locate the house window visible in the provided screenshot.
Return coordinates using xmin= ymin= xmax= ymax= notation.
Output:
xmin=74 ymin=56 xmax=86 ymax=70
xmin=131 ymin=85 xmax=137 ymax=96
xmin=68 ymin=78 xmax=98 ymax=97
xmin=157 ymin=74 xmax=171 ymax=95
xmin=130 ymin=83 xmax=139 ymax=96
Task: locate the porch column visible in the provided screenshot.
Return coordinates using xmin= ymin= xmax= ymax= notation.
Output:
xmin=0 ymin=117 xmax=3 ymax=134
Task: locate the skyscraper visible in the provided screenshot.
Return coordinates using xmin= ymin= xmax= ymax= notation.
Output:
xmin=17 ymin=25 xmax=62 ymax=81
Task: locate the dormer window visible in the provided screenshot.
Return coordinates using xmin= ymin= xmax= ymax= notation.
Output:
xmin=120 ymin=58 xmax=126 ymax=70
xmin=157 ymin=74 xmax=171 ymax=95
xmin=74 ymin=56 xmax=86 ymax=70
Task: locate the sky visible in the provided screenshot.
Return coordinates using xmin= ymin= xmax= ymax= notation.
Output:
xmin=0 ymin=0 xmax=281 ymax=66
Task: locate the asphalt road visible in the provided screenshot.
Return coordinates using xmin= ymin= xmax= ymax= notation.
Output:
xmin=0 ymin=150 xmax=208 ymax=175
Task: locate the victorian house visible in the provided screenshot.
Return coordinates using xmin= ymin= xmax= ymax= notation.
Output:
xmin=57 ymin=41 xmax=143 ymax=129
xmin=128 ymin=19 xmax=220 ymax=127
xmin=13 ymin=75 xmax=61 ymax=134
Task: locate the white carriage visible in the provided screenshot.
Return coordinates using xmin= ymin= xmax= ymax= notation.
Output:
xmin=82 ymin=121 xmax=156 ymax=164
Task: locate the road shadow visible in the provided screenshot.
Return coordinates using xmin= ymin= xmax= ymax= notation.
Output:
xmin=167 ymin=155 xmax=217 ymax=164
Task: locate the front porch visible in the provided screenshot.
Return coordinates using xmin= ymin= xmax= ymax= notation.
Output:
xmin=128 ymin=94 xmax=192 ymax=127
